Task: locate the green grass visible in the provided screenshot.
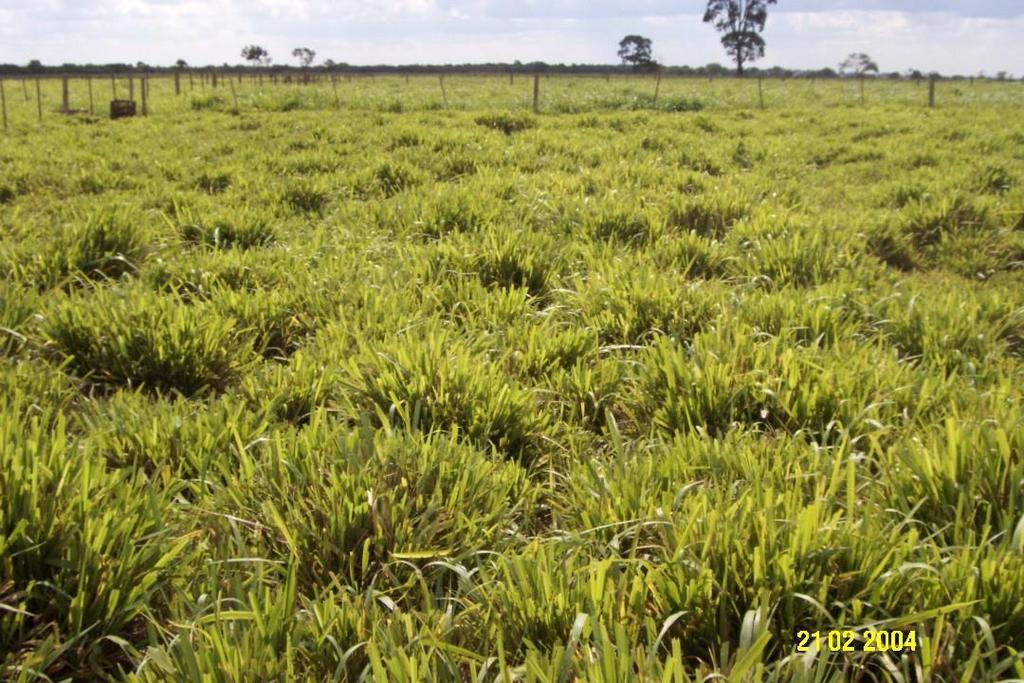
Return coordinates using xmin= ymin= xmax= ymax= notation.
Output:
xmin=1 ymin=77 xmax=1024 ymax=681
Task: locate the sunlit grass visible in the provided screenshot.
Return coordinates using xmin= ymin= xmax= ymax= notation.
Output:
xmin=1 ymin=78 xmax=1023 ymax=681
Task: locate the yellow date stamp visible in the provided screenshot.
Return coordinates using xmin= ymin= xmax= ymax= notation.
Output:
xmin=795 ymin=629 xmax=917 ymax=653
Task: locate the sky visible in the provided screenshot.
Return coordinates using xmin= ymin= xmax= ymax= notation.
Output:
xmin=0 ymin=1 xmax=1022 ymax=75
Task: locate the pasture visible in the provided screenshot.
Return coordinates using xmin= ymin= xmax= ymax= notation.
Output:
xmin=1 ymin=75 xmax=1024 ymax=681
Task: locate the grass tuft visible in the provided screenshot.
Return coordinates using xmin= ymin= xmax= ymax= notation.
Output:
xmin=45 ymin=286 xmax=256 ymax=395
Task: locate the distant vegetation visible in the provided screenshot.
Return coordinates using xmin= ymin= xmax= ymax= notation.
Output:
xmin=840 ymin=52 xmax=881 ymax=76
xmin=618 ymin=35 xmax=658 ymax=71
xmin=703 ymin=0 xmax=778 ymax=76
xmin=1 ymin=58 xmax=1013 ymax=81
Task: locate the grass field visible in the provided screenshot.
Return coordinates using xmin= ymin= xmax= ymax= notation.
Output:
xmin=2 ymin=76 xmax=1024 ymax=681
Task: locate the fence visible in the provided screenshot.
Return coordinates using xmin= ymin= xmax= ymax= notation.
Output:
xmin=2 ymin=71 xmax=1022 ymax=133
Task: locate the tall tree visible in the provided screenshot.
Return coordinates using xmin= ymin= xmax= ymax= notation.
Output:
xmin=241 ymin=45 xmax=271 ymax=67
xmin=839 ymin=53 xmax=879 ymax=76
xmin=292 ymin=48 xmax=316 ymax=68
xmin=703 ymin=0 xmax=778 ymax=77
xmin=617 ymin=35 xmax=655 ymax=70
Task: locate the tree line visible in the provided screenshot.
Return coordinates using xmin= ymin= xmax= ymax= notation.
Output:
xmin=0 ymin=61 xmax=978 ymax=80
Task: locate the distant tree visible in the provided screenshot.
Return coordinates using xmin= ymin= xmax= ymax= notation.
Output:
xmin=703 ymin=0 xmax=778 ymax=77
xmin=176 ymin=59 xmax=188 ymax=69
xmin=241 ymin=45 xmax=271 ymax=67
xmin=323 ymin=59 xmax=337 ymax=69
xmin=292 ymin=48 xmax=316 ymax=67
xmin=27 ymin=59 xmax=43 ymax=73
xmin=839 ymin=53 xmax=879 ymax=76
xmin=996 ymin=71 xmax=1009 ymax=81
xmin=704 ymin=62 xmax=732 ymax=77
xmin=617 ymin=35 xmax=654 ymax=69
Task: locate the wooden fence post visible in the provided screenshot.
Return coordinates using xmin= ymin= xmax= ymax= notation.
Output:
xmin=212 ymin=72 xmax=218 ymax=88
xmin=653 ymin=71 xmax=662 ymax=107
xmin=141 ymin=76 xmax=148 ymax=115
xmin=35 ymin=78 xmax=42 ymax=123
xmin=1 ymin=78 xmax=7 ymax=132
xmin=129 ymin=76 xmax=134 ymax=102
xmin=509 ymin=70 xmax=514 ymax=85
xmin=758 ymin=76 xmax=765 ymax=110
xmin=88 ymin=76 xmax=94 ymax=114
xmin=175 ymin=72 xmax=180 ymax=95
xmin=438 ymin=74 xmax=449 ymax=109
xmin=228 ymin=78 xmax=239 ymax=110
xmin=61 ymin=76 xmax=69 ymax=113
xmin=533 ymin=74 xmax=540 ymax=113
xmin=22 ymin=77 xmax=28 ymax=102
xmin=189 ymin=72 xmax=194 ymax=91
xmin=111 ymin=75 xmax=117 ymax=99
xmin=928 ymin=78 xmax=936 ymax=108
